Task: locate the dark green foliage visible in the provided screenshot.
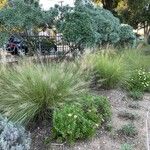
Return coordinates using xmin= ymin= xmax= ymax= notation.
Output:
xmin=53 ymin=104 xmax=101 ymax=143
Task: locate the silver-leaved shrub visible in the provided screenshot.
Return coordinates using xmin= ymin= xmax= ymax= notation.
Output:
xmin=0 ymin=116 xmax=31 ymax=150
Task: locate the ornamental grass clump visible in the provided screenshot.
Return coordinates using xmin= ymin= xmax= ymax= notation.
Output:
xmin=84 ymin=52 xmax=126 ymax=89
xmin=0 ymin=62 xmax=87 ymax=125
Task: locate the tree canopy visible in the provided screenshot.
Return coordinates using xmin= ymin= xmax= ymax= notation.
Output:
xmin=0 ymin=0 xmax=136 ymax=54
xmin=58 ymin=0 xmax=136 ymax=55
xmin=91 ymin=0 xmax=150 ymax=37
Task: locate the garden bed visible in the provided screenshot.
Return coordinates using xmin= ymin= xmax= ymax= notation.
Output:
xmin=30 ymin=89 xmax=150 ymax=150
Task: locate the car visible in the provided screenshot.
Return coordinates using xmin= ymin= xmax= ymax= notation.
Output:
xmin=6 ymin=35 xmax=28 ymax=56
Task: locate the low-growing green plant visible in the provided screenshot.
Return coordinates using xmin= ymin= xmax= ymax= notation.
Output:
xmin=85 ymin=52 xmax=126 ymax=89
xmin=128 ymin=90 xmax=143 ymax=100
xmin=53 ymin=104 xmax=101 ymax=143
xmin=80 ymin=94 xmax=112 ymax=122
xmin=121 ymin=143 xmax=133 ymax=150
xmin=118 ymin=111 xmax=139 ymax=120
xmin=0 ymin=115 xmax=31 ymax=150
xmin=118 ymin=123 xmax=138 ymax=137
xmin=127 ymin=68 xmax=150 ymax=92
xmin=105 ymin=122 xmax=113 ymax=132
xmin=0 ymin=62 xmax=87 ymax=125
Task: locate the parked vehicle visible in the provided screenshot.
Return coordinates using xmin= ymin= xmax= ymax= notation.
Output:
xmin=6 ymin=36 xmax=28 ymax=56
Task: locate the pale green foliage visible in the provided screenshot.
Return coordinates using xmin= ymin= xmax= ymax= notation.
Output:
xmin=0 ymin=115 xmax=31 ymax=150
xmin=122 ymin=49 xmax=150 ymax=70
xmin=84 ymin=52 xmax=126 ymax=88
xmin=121 ymin=143 xmax=133 ymax=150
xmin=0 ymin=62 xmax=87 ymax=125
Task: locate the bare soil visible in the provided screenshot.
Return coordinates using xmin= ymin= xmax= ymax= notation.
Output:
xmin=31 ymin=89 xmax=150 ymax=150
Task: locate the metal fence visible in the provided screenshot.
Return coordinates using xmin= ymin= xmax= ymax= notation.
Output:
xmin=22 ymin=35 xmax=71 ymax=57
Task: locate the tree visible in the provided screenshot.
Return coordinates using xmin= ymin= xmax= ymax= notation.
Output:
xmin=0 ymin=0 xmax=47 ymax=46
xmin=119 ymin=0 xmax=150 ymax=37
xmin=92 ymin=0 xmax=121 ymax=11
xmin=58 ymin=0 xmax=136 ymax=57
xmin=91 ymin=0 xmax=150 ymax=38
xmin=0 ymin=0 xmax=7 ymax=8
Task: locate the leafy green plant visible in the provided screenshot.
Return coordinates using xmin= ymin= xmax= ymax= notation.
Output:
xmin=80 ymin=94 xmax=112 ymax=122
xmin=0 ymin=62 xmax=86 ymax=125
xmin=105 ymin=122 xmax=113 ymax=132
xmin=121 ymin=143 xmax=133 ymax=150
xmin=87 ymin=52 xmax=126 ymax=89
xmin=118 ymin=123 xmax=138 ymax=137
xmin=53 ymin=104 xmax=101 ymax=143
xmin=127 ymin=68 xmax=150 ymax=92
xmin=0 ymin=115 xmax=31 ymax=150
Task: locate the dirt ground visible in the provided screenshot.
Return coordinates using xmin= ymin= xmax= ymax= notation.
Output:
xmin=31 ymin=89 xmax=150 ymax=150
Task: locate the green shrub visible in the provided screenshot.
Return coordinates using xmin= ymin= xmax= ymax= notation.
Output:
xmin=88 ymin=52 xmax=126 ymax=89
xmin=118 ymin=24 xmax=136 ymax=48
xmin=118 ymin=123 xmax=138 ymax=137
xmin=121 ymin=143 xmax=133 ymax=150
xmin=0 ymin=115 xmax=31 ymax=150
xmin=53 ymin=104 xmax=101 ymax=143
xmin=80 ymin=94 xmax=111 ymax=122
xmin=0 ymin=62 xmax=86 ymax=125
xmin=127 ymin=68 xmax=150 ymax=92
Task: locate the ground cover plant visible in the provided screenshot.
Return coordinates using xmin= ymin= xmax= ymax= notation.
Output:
xmin=53 ymin=104 xmax=100 ymax=143
xmin=118 ymin=111 xmax=139 ymax=121
xmin=121 ymin=143 xmax=133 ymax=150
xmin=118 ymin=123 xmax=138 ymax=137
xmin=52 ymin=94 xmax=111 ymax=143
